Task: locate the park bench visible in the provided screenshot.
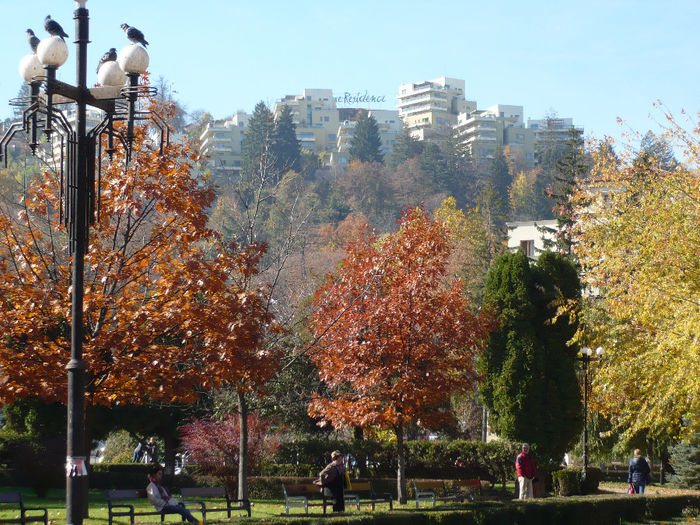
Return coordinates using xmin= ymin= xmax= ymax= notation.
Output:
xmin=179 ymin=486 xmax=251 ymax=519
xmin=344 ymin=481 xmax=393 ymax=511
xmin=281 ymin=483 xmax=331 ymax=515
xmin=451 ymin=479 xmax=484 ymax=501
xmin=412 ymin=480 xmax=464 ymax=509
xmin=0 ymin=493 xmax=48 ymax=525
xmin=106 ymin=489 xmax=181 ymax=525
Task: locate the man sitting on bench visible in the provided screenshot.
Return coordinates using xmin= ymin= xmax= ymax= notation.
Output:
xmin=146 ymin=465 xmax=201 ymax=524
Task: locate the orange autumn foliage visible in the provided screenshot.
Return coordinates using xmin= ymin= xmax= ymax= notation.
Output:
xmin=0 ymin=125 xmax=278 ymax=406
xmin=309 ymin=208 xmax=494 ymax=431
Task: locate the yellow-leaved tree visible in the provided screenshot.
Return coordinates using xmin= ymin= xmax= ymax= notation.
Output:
xmin=572 ymin=110 xmax=699 ymax=441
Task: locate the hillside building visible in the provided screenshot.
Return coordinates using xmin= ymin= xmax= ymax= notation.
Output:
xmin=396 ymin=77 xmax=475 ymax=141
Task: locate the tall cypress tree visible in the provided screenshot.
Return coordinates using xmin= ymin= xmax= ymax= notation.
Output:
xmin=478 ymin=250 xmax=582 ymax=465
xmin=241 ymin=101 xmax=274 ymax=177
xmin=349 ymin=111 xmax=384 ymax=164
xmin=272 ymin=104 xmax=301 ymax=175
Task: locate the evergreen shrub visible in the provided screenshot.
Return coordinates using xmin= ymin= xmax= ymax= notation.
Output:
xmin=551 ymin=468 xmax=581 ymax=496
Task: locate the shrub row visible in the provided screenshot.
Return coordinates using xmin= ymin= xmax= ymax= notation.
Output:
xmin=231 ymin=495 xmax=700 ymax=525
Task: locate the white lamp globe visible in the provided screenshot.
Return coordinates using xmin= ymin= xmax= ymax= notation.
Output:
xmin=118 ymin=44 xmax=149 ymax=74
xmin=97 ymin=61 xmax=127 ymax=87
xmin=36 ymin=36 xmax=69 ymax=67
xmin=19 ymin=54 xmax=44 ymax=82
xmin=581 ymin=347 xmax=592 ymax=357
xmin=595 ymin=346 xmax=604 ymax=356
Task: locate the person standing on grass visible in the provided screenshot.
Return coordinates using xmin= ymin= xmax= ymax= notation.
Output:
xmin=146 ymin=465 xmax=201 ymax=524
xmin=515 ymin=443 xmax=537 ymax=499
xmin=628 ymin=449 xmax=651 ymax=494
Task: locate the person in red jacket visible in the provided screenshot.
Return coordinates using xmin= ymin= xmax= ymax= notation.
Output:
xmin=515 ymin=443 xmax=537 ymax=499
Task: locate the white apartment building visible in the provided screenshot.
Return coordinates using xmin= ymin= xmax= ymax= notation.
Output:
xmin=506 ymin=220 xmax=558 ymax=259
xmin=274 ymin=89 xmax=340 ymax=153
xmin=454 ymin=104 xmax=536 ymax=169
xmin=198 ymin=111 xmax=249 ymax=183
xmin=397 ymin=77 xmax=475 ymax=141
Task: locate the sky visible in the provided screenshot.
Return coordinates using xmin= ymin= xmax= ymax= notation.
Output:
xmin=1 ymin=0 xmax=698 ymax=147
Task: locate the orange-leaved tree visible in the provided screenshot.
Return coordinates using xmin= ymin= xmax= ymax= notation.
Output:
xmin=309 ymin=207 xmax=494 ymax=503
xmin=0 ymin=123 xmax=276 ymax=466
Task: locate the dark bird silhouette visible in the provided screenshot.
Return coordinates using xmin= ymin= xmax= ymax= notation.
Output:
xmin=26 ymin=29 xmax=40 ymax=53
xmin=96 ymin=48 xmax=118 ymax=74
xmin=120 ymin=23 xmax=148 ymax=47
xmin=44 ymin=15 xmax=69 ymax=40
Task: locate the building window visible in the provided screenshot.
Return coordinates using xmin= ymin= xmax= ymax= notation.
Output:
xmin=328 ymin=134 xmax=336 ymax=141
xmin=520 ymin=240 xmax=534 ymax=257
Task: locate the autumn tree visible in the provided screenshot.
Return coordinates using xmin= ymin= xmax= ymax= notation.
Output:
xmin=478 ymin=251 xmax=583 ymax=465
xmin=572 ymin=112 xmax=699 ymax=442
xmin=309 ymin=208 xmax=493 ymax=503
xmin=0 ymin=123 xmax=273 ymax=472
xmin=434 ymin=195 xmax=506 ymax=308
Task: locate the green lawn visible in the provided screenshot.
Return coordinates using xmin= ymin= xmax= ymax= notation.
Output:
xmin=0 ymin=487 xmax=398 ymax=523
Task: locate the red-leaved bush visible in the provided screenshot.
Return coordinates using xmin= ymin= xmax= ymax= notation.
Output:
xmin=179 ymin=414 xmax=280 ymax=478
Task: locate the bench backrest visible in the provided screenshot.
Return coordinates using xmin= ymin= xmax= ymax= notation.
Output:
xmin=413 ymin=480 xmax=445 ymax=493
xmin=0 ymin=492 xmax=22 ymax=505
xmin=346 ymin=481 xmax=371 ymax=493
xmin=455 ymin=479 xmax=481 ymax=490
xmin=282 ymin=483 xmax=322 ymax=497
xmin=180 ymin=487 xmax=227 ymax=499
xmin=107 ymin=489 xmax=146 ymax=500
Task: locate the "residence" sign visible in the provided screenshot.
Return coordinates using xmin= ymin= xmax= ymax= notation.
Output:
xmin=335 ymin=91 xmax=387 ymax=105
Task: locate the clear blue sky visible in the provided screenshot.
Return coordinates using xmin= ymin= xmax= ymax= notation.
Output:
xmin=1 ymin=0 xmax=698 ymax=146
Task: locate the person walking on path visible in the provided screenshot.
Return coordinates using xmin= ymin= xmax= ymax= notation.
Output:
xmin=628 ymin=449 xmax=651 ymax=494
xmin=146 ymin=465 xmax=201 ymax=524
xmin=315 ymin=450 xmax=348 ymax=512
xmin=515 ymin=443 xmax=537 ymax=499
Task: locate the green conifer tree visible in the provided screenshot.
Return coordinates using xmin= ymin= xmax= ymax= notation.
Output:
xmin=272 ymin=104 xmax=301 ymax=175
xmin=478 ymin=250 xmax=582 ymax=465
xmin=348 ymin=111 xmax=384 ymax=164
xmin=539 ymin=127 xmax=588 ymax=256
xmin=241 ymin=101 xmax=274 ymax=177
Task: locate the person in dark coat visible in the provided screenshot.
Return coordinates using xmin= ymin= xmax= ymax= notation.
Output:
xmin=628 ymin=449 xmax=651 ymax=494
xmin=315 ymin=450 xmax=347 ymax=512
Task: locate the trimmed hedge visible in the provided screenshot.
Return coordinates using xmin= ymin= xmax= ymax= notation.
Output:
xmin=229 ymin=494 xmax=700 ymax=524
xmin=551 ymin=467 xmax=601 ymax=496
xmin=275 ymin=439 xmax=520 ymax=488
xmin=89 ymin=463 xmax=197 ymax=490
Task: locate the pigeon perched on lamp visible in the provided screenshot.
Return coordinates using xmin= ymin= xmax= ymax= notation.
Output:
xmin=26 ymin=29 xmax=40 ymax=53
xmin=96 ymin=48 xmax=118 ymax=74
xmin=120 ymin=24 xmax=148 ymax=47
xmin=44 ymin=15 xmax=69 ymax=40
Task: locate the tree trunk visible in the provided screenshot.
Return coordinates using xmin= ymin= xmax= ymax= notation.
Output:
xmin=237 ymin=390 xmax=248 ymax=502
xmin=395 ymin=422 xmax=406 ymax=504
xmin=164 ymin=434 xmax=177 ymax=476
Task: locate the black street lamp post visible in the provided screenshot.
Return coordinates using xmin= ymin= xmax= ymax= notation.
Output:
xmin=1 ymin=3 xmax=167 ymax=524
xmin=579 ymin=346 xmax=604 ymax=478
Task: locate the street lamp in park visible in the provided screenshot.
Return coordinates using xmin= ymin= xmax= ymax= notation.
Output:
xmin=1 ymin=3 xmax=168 ymax=524
xmin=579 ymin=346 xmax=604 ymax=478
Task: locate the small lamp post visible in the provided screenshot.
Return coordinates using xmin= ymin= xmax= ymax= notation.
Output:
xmin=2 ymin=4 xmax=168 ymax=525
xmin=579 ymin=346 xmax=604 ymax=478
